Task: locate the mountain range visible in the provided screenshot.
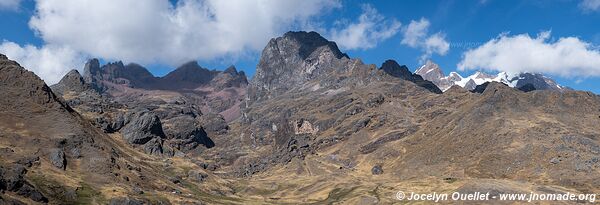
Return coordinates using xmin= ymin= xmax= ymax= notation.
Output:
xmin=1 ymin=31 xmax=599 ymax=204
xmin=416 ymin=60 xmax=567 ymax=92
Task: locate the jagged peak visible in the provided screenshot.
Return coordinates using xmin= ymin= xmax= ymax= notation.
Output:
xmin=415 ymin=60 xmax=445 ymax=82
xmin=448 ymin=72 xmax=462 ymax=78
xmin=275 ymin=31 xmax=348 ymax=60
xmin=224 ymin=65 xmax=238 ymax=75
xmin=64 ymin=69 xmax=82 ymax=78
xmin=105 ymin=60 xmax=125 ymax=68
xmin=177 ymin=60 xmax=201 ymax=69
xmin=381 ymin=59 xmax=412 ymax=79
xmin=381 ymin=59 xmax=410 ymax=73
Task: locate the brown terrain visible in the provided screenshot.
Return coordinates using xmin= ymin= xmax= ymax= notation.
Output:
xmin=1 ymin=31 xmax=600 ymax=204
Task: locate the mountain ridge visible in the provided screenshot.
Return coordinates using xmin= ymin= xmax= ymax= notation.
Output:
xmin=416 ymin=60 xmax=567 ymax=92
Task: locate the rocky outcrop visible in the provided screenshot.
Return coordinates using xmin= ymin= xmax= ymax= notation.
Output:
xmin=83 ymin=58 xmax=101 ymax=89
xmin=0 ymin=164 xmax=48 ymax=203
xmin=49 ymin=149 xmax=66 ymax=170
xmin=187 ymin=170 xmax=208 ymax=182
xmin=163 ymin=115 xmax=214 ymax=152
xmin=292 ymin=119 xmax=319 ymax=135
xmin=121 ymin=110 xmax=166 ymax=144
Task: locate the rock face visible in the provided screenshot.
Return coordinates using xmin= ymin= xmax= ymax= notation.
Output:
xmin=83 ymin=58 xmax=101 ymax=89
xmin=248 ymin=31 xmax=351 ymax=104
xmin=49 ymin=149 xmax=66 ymax=170
xmin=121 ymin=110 xmax=166 ymax=144
xmin=50 ymin=69 xmax=89 ymax=95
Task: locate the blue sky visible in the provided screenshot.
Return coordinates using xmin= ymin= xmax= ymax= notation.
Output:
xmin=1 ymin=0 xmax=600 ymax=93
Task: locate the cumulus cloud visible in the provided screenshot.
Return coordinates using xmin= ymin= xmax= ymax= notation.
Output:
xmin=580 ymin=0 xmax=600 ymax=12
xmin=328 ymin=4 xmax=400 ymax=50
xmin=457 ymin=31 xmax=600 ymax=78
xmin=27 ymin=0 xmax=339 ymax=65
xmin=0 ymin=41 xmax=85 ymax=84
xmin=0 ymin=0 xmax=22 ymax=10
xmin=400 ymin=18 xmax=449 ymax=62
xmin=1 ymin=0 xmax=340 ymax=84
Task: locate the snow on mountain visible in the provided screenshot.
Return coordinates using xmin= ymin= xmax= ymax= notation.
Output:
xmin=415 ymin=61 xmax=565 ymax=92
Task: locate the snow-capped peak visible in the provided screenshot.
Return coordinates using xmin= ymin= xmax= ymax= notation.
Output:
xmin=414 ymin=61 xmax=565 ymax=92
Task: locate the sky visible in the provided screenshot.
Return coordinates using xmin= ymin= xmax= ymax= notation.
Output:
xmin=1 ymin=0 xmax=600 ymax=93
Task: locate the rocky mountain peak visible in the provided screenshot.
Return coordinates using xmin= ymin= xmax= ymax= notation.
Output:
xmin=51 ymin=69 xmax=89 ymax=95
xmin=448 ymin=72 xmax=462 ymax=81
xmin=224 ymin=65 xmax=238 ymax=75
xmin=380 ymin=59 xmax=442 ymax=94
xmin=380 ymin=59 xmax=412 ymax=80
xmin=282 ymin=31 xmax=348 ymax=60
xmin=415 ymin=60 xmax=444 ymax=80
xmin=512 ymin=73 xmax=563 ymax=90
xmin=162 ymin=61 xmax=215 ymax=86
xmin=415 ymin=61 xmax=567 ymax=92
xmin=248 ymin=31 xmax=356 ymax=104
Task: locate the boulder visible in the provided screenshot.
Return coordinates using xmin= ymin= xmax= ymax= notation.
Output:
xmin=49 ymin=149 xmax=66 ymax=170
xmin=201 ymin=113 xmax=228 ymax=134
xmin=188 ymin=170 xmax=208 ymax=182
xmin=122 ymin=111 xmax=166 ymax=144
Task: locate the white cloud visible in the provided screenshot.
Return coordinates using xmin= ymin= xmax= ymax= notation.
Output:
xmin=0 ymin=41 xmax=85 ymax=84
xmin=328 ymin=4 xmax=400 ymax=50
xmin=457 ymin=31 xmax=600 ymax=78
xmin=424 ymin=33 xmax=449 ymax=58
xmin=0 ymin=0 xmax=340 ymax=83
xmin=0 ymin=0 xmax=22 ymax=10
xmin=400 ymin=18 xmax=449 ymax=62
xmin=26 ymin=0 xmax=339 ymax=66
xmin=580 ymin=0 xmax=600 ymax=12
xmin=401 ymin=18 xmax=429 ymax=48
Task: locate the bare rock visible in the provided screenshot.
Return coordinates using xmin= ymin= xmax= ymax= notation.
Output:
xmin=122 ymin=111 xmax=166 ymax=144
xmin=49 ymin=149 xmax=66 ymax=170
xmin=187 ymin=170 xmax=208 ymax=182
